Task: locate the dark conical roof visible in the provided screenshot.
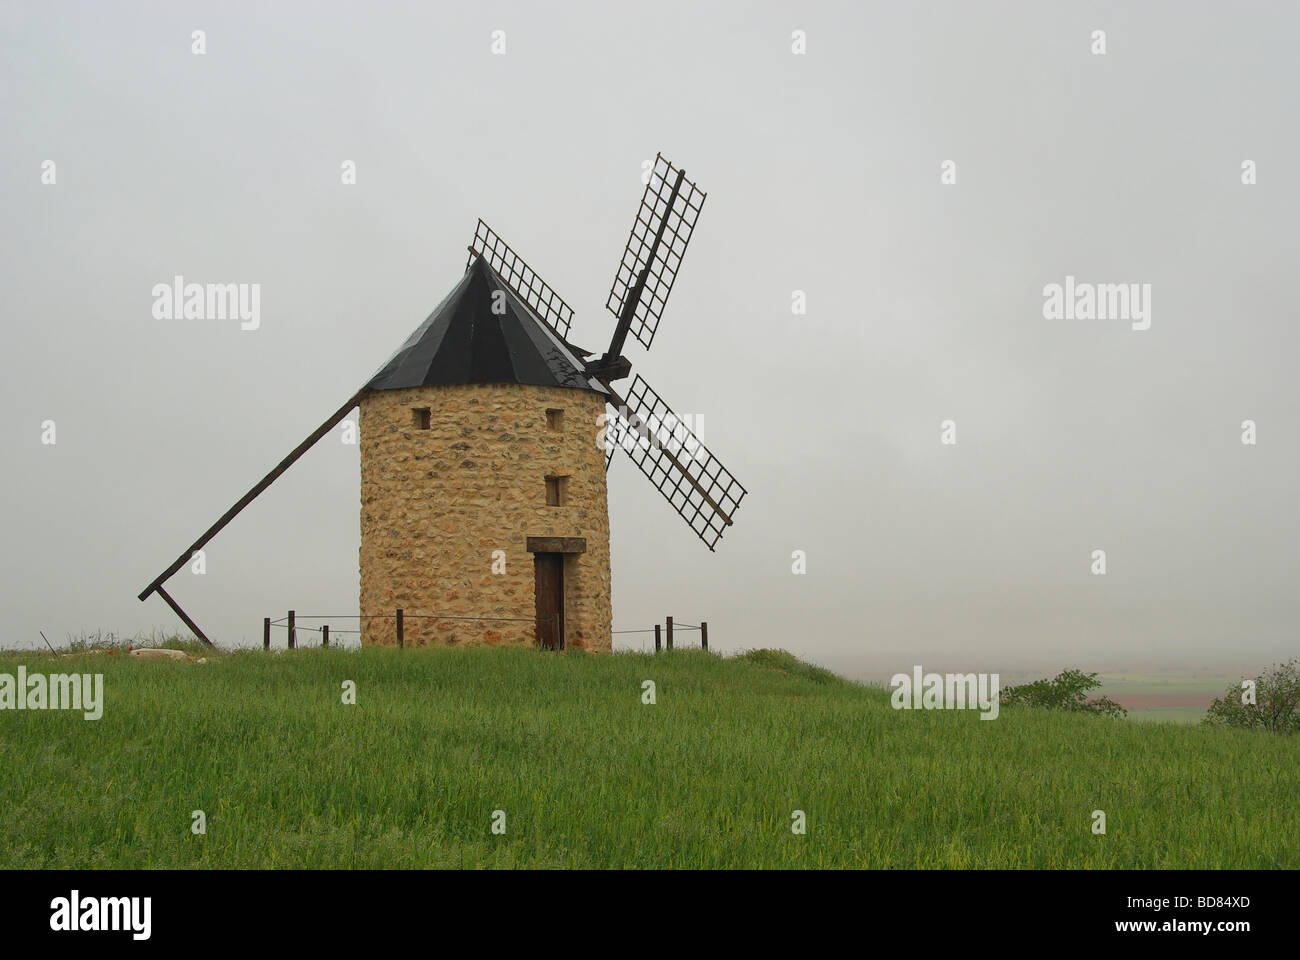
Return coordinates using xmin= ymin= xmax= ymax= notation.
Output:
xmin=366 ymin=257 xmax=608 ymax=395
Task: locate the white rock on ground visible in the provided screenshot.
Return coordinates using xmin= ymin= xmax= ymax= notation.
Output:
xmin=129 ymin=648 xmax=193 ymax=661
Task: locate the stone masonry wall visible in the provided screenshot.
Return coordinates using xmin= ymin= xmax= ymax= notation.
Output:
xmin=359 ymin=382 xmax=612 ymax=651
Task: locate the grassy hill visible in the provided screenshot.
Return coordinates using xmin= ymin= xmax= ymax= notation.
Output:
xmin=1 ymin=646 xmax=1296 ymax=868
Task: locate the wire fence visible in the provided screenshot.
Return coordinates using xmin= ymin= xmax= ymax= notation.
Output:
xmin=263 ymin=610 xmax=559 ymax=650
xmin=261 ymin=610 xmax=710 ymax=653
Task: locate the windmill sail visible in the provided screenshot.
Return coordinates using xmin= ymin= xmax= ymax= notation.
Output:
xmin=605 ymin=154 xmax=706 ymax=351
xmin=603 ymin=374 xmax=746 ymax=551
xmin=468 ymin=220 xmax=576 ymax=342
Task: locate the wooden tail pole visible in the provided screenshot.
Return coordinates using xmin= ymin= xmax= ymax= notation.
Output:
xmin=654 ymin=624 xmax=661 ymax=653
xmin=666 ymin=616 xmax=673 ymax=650
xmin=288 ymin=610 xmax=296 ymax=649
xmin=135 ymin=388 xmax=368 ymax=645
xmin=396 ymin=609 xmax=404 ymax=648
xmin=153 ymin=584 xmax=212 ymax=647
xmin=701 ymin=621 xmax=708 ymax=652
xmin=263 ymin=617 xmax=270 ymax=650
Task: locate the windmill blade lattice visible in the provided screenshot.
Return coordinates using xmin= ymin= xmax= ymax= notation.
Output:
xmin=467 ymin=220 xmax=575 ymax=341
xmin=604 ymin=375 xmax=746 ymax=551
xmin=605 ymin=155 xmax=706 ymax=350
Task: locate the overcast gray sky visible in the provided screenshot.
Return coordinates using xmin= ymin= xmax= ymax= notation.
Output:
xmin=2 ymin=0 xmax=1297 ymax=676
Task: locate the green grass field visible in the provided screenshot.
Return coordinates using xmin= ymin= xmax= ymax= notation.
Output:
xmin=1 ymin=646 xmax=1296 ymax=868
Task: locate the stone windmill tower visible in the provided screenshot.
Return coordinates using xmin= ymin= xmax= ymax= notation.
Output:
xmin=136 ymin=154 xmax=747 ymax=651
xmin=358 ymin=254 xmax=612 ymax=650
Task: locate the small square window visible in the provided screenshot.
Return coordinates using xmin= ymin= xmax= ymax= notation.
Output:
xmin=546 ymin=408 xmax=564 ymax=431
xmin=545 ymin=475 xmax=567 ymax=507
xmin=413 ymin=408 xmax=431 ymax=430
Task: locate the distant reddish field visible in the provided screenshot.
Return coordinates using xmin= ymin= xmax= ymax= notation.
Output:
xmin=1113 ymin=693 xmax=1217 ymax=709
xmin=1096 ymin=673 xmax=1235 ymax=715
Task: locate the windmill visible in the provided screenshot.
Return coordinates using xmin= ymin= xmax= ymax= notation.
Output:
xmin=137 ymin=153 xmax=747 ymax=649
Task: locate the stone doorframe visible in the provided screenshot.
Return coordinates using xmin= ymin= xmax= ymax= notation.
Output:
xmin=525 ymin=537 xmax=587 ymax=554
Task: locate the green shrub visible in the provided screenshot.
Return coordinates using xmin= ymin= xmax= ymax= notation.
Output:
xmin=1000 ymin=669 xmax=1127 ymax=718
xmin=1203 ymin=659 xmax=1300 ymax=733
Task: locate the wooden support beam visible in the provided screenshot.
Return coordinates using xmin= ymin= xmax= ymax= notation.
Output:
xmin=654 ymin=624 xmax=661 ymax=653
xmin=583 ymin=354 xmax=632 ymax=382
xmin=666 ymin=616 xmax=673 ymax=650
xmin=137 ymin=388 xmax=367 ymax=603
xmin=701 ymin=621 xmax=708 ymax=652
xmin=322 ymin=624 xmax=329 ymax=648
xmin=154 ymin=584 xmax=213 ymax=647
xmin=288 ymin=610 xmax=296 ymax=650
xmin=396 ymin=609 xmax=404 ymax=648
xmin=263 ymin=617 xmax=270 ymax=650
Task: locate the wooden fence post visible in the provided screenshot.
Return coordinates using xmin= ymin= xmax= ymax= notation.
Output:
xmin=654 ymin=624 xmax=661 ymax=653
xmin=263 ymin=617 xmax=270 ymax=650
xmin=288 ymin=610 xmax=296 ymax=649
xmin=396 ymin=608 xmax=404 ymax=648
xmin=322 ymin=624 xmax=329 ymax=647
xmin=666 ymin=616 xmax=673 ymax=650
xmin=701 ymin=621 xmax=708 ymax=652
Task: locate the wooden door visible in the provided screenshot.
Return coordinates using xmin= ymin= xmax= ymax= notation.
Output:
xmin=533 ymin=553 xmax=564 ymax=649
